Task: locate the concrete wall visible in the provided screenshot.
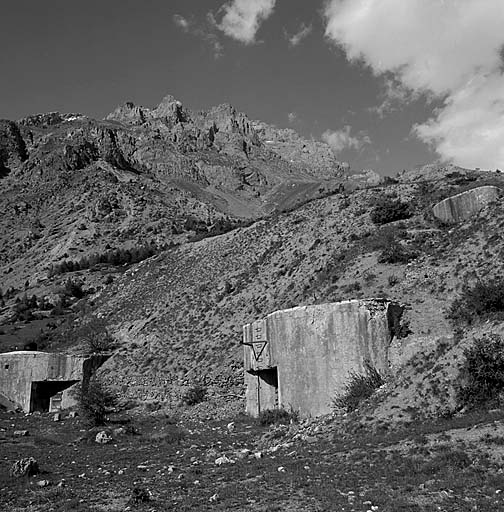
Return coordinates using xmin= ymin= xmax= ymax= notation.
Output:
xmin=432 ymin=186 xmax=500 ymax=224
xmin=0 ymin=351 xmax=105 ymax=412
xmin=244 ymin=299 xmax=403 ymax=418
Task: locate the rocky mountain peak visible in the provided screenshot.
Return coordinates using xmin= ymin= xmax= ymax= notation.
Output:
xmin=200 ymin=103 xmax=255 ymax=139
xmin=152 ymin=94 xmax=187 ymax=124
xmin=17 ymin=112 xmax=87 ymax=128
xmin=105 ymin=102 xmax=148 ymax=125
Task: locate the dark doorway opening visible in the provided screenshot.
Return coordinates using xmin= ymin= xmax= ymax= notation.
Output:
xmin=255 ymin=367 xmax=278 ymax=414
xmin=30 ymin=381 xmax=79 ymax=412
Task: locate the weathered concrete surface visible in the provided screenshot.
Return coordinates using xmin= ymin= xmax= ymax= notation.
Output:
xmin=0 ymin=352 xmax=106 ymax=412
xmin=244 ymin=299 xmax=404 ymax=418
xmin=432 ymin=186 xmax=501 ymax=223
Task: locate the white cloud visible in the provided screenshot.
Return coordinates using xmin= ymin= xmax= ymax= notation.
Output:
xmin=322 ymin=125 xmax=371 ymax=155
xmin=414 ymin=73 xmax=504 ymax=169
xmin=216 ymin=0 xmax=276 ymax=44
xmin=286 ymin=23 xmax=312 ymax=47
xmin=324 ymin=0 xmax=504 ymax=169
xmin=173 ymin=14 xmax=190 ymax=31
xmin=368 ymin=77 xmax=418 ymax=118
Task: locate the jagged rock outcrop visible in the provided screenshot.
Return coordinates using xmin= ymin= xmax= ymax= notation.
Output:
xmin=0 ymin=120 xmax=27 ymax=176
xmin=252 ymin=120 xmax=345 ymax=176
xmin=0 ymin=94 xmax=348 ymax=290
xmin=432 ymin=186 xmax=501 ymax=223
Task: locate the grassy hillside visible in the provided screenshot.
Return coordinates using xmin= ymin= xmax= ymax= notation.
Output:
xmin=72 ymin=165 xmax=504 ymax=422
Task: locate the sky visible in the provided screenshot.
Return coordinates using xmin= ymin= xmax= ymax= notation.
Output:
xmin=1 ymin=0 xmax=503 ymax=176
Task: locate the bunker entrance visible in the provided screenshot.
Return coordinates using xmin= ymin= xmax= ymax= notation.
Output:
xmin=255 ymin=367 xmax=278 ymax=414
xmin=30 ymin=381 xmax=79 ymax=413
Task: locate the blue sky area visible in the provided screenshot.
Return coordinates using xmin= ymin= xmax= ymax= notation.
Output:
xmin=1 ymin=0 xmax=503 ymax=175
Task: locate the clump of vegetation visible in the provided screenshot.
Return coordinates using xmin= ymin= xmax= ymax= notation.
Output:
xmin=388 ymin=274 xmax=400 ymax=287
xmin=128 ymin=487 xmax=151 ymax=505
xmin=63 ymin=277 xmax=84 ymax=299
xmin=78 ymin=318 xmax=116 ymax=353
xmin=186 ymin=216 xmax=252 ymax=242
xmin=333 ymin=362 xmax=384 ymax=413
xmin=47 ymin=243 xmax=166 ymax=277
xmin=257 ymin=407 xmax=299 ymax=426
xmin=11 ymin=293 xmax=56 ymax=321
xmin=456 ymin=333 xmax=504 ymax=410
xmin=72 ymin=375 xmax=118 ymax=426
xmin=370 ymin=197 xmax=412 ymax=225
xmin=448 ymin=279 xmax=504 ymax=324
xmin=182 ymin=384 xmax=207 ymax=406
xmin=378 ymin=240 xmax=418 ymax=264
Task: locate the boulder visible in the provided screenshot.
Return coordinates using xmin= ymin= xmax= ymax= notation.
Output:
xmin=10 ymin=457 xmax=39 ymax=477
xmin=432 ymin=186 xmax=501 ymax=223
xmin=95 ymin=431 xmax=112 ymax=444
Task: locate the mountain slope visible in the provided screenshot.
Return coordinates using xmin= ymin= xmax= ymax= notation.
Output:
xmin=0 ymin=95 xmax=345 ymax=292
xmin=89 ymin=166 xmax=504 ymax=418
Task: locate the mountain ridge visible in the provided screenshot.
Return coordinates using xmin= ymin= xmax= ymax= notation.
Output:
xmin=0 ymin=94 xmax=348 ymax=294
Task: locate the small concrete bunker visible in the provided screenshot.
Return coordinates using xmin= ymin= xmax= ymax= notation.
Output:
xmin=243 ymin=299 xmax=404 ymax=417
xmin=432 ymin=185 xmax=501 ymax=224
xmin=0 ymin=351 xmax=106 ymax=413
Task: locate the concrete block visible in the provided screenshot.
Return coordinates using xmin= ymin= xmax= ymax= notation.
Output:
xmin=243 ymin=298 xmax=405 ymax=418
xmin=432 ymin=186 xmax=501 ymax=224
xmin=0 ymin=351 xmax=108 ymax=413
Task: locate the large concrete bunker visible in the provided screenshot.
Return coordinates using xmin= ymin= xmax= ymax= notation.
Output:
xmin=0 ymin=351 xmax=106 ymax=413
xmin=243 ymin=299 xmax=404 ymax=418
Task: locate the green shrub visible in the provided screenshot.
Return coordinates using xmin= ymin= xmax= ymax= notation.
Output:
xmin=64 ymin=278 xmax=84 ymax=299
xmin=370 ymin=198 xmax=412 ymax=225
xmin=456 ymin=333 xmax=504 ymax=410
xmin=333 ymin=362 xmax=384 ymax=413
xmin=378 ymin=241 xmax=418 ymax=264
xmin=72 ymin=376 xmax=118 ymax=426
xmin=79 ymin=318 xmax=116 ymax=353
xmin=418 ymin=449 xmax=472 ymax=475
xmin=129 ymin=487 xmax=151 ymax=505
xmin=388 ymin=274 xmax=400 ymax=287
xmin=182 ymin=384 xmax=207 ymax=406
xmin=257 ymin=407 xmax=299 ymax=426
xmin=448 ymin=279 xmax=504 ymax=324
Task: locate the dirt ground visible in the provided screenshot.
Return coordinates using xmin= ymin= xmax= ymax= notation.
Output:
xmin=2 ymin=406 xmax=504 ymax=512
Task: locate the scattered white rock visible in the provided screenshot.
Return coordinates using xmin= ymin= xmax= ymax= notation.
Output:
xmin=215 ymin=455 xmax=235 ymax=465
xmin=235 ymin=448 xmax=251 ymax=460
xmin=95 ymin=431 xmax=112 ymax=444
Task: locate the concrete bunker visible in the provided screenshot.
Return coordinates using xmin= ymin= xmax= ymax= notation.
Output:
xmin=243 ymin=299 xmax=405 ymax=418
xmin=432 ymin=186 xmax=501 ymax=224
xmin=0 ymin=351 xmax=107 ymax=413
